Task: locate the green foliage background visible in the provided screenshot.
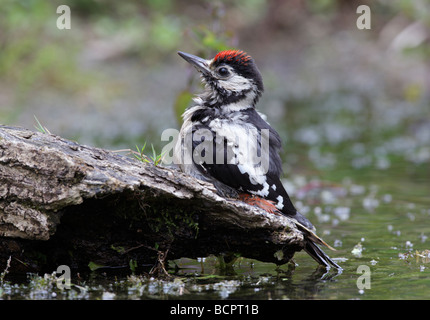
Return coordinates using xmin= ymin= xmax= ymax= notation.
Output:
xmin=0 ymin=0 xmax=428 ymax=178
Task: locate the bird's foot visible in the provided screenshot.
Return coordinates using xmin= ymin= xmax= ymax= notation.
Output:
xmin=239 ymin=194 xmax=281 ymax=215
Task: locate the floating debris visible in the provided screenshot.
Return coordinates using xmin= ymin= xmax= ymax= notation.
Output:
xmin=333 ymin=206 xmax=350 ymax=221
xmin=102 ymin=291 xmax=116 ymax=300
xmin=351 ymin=242 xmax=364 ymax=258
xmin=349 ymin=184 xmax=366 ymax=196
xmin=406 ymin=212 xmax=415 ymax=221
xmin=399 ymin=250 xmax=430 ymax=264
xmin=362 ymin=197 xmax=380 ymax=212
xmin=415 ymin=250 xmax=430 ymax=264
xmin=382 ymin=194 xmax=392 ymax=203
xmin=333 ymin=239 xmax=343 ymax=248
xmin=212 ymin=280 xmax=241 ymax=299
xmin=398 ymin=252 xmax=411 ymax=261
xmin=295 ymin=180 xmax=347 ymax=204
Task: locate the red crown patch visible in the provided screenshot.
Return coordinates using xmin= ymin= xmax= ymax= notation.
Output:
xmin=213 ymin=50 xmax=251 ymax=65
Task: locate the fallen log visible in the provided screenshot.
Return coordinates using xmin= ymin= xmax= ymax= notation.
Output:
xmin=0 ymin=125 xmax=305 ymax=274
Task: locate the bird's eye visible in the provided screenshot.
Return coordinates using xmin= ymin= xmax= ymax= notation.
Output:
xmin=217 ymin=67 xmax=230 ymax=77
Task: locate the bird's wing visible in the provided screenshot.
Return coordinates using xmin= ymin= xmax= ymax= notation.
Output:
xmin=190 ymin=110 xmax=295 ymax=210
xmin=190 ymin=111 xmax=279 ymax=192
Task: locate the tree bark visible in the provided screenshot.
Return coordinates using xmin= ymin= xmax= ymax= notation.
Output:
xmin=0 ymin=125 xmax=304 ymax=274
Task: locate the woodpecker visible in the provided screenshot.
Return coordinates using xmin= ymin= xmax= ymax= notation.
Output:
xmin=174 ymin=49 xmax=341 ymax=270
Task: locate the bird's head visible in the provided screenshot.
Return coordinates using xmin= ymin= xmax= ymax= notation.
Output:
xmin=178 ymin=50 xmax=264 ymax=110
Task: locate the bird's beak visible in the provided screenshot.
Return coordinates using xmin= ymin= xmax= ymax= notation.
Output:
xmin=178 ymin=51 xmax=211 ymax=75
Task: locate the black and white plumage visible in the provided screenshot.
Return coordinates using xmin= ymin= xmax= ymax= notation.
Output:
xmin=174 ymin=50 xmax=341 ymax=270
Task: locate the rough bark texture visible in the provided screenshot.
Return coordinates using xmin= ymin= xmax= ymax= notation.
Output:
xmin=0 ymin=125 xmax=304 ymax=274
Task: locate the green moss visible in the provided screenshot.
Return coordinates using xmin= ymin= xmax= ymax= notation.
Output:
xmin=111 ymin=193 xmax=200 ymax=241
xmin=147 ymin=205 xmax=199 ymax=239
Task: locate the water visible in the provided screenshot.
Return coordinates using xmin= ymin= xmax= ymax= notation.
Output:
xmin=1 ymin=156 xmax=428 ymax=300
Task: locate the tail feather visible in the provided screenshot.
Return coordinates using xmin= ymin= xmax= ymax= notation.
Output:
xmin=304 ymin=240 xmax=342 ymax=270
xmin=295 ymin=220 xmax=342 ymax=270
xmin=244 ymin=178 xmax=342 ymax=270
xmin=295 ymin=221 xmax=336 ymax=251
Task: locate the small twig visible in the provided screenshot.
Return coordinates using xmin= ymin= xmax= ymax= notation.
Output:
xmin=149 ymin=249 xmax=170 ymax=278
xmin=0 ymin=256 xmax=11 ymax=284
xmin=121 ymin=243 xmax=148 ymax=255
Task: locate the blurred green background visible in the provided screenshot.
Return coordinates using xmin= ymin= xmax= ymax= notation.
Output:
xmin=1 ymin=0 xmax=430 ymax=299
xmin=1 ymin=0 xmax=428 ymax=158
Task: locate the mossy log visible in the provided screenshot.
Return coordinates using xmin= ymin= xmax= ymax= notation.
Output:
xmin=0 ymin=125 xmax=304 ymax=274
